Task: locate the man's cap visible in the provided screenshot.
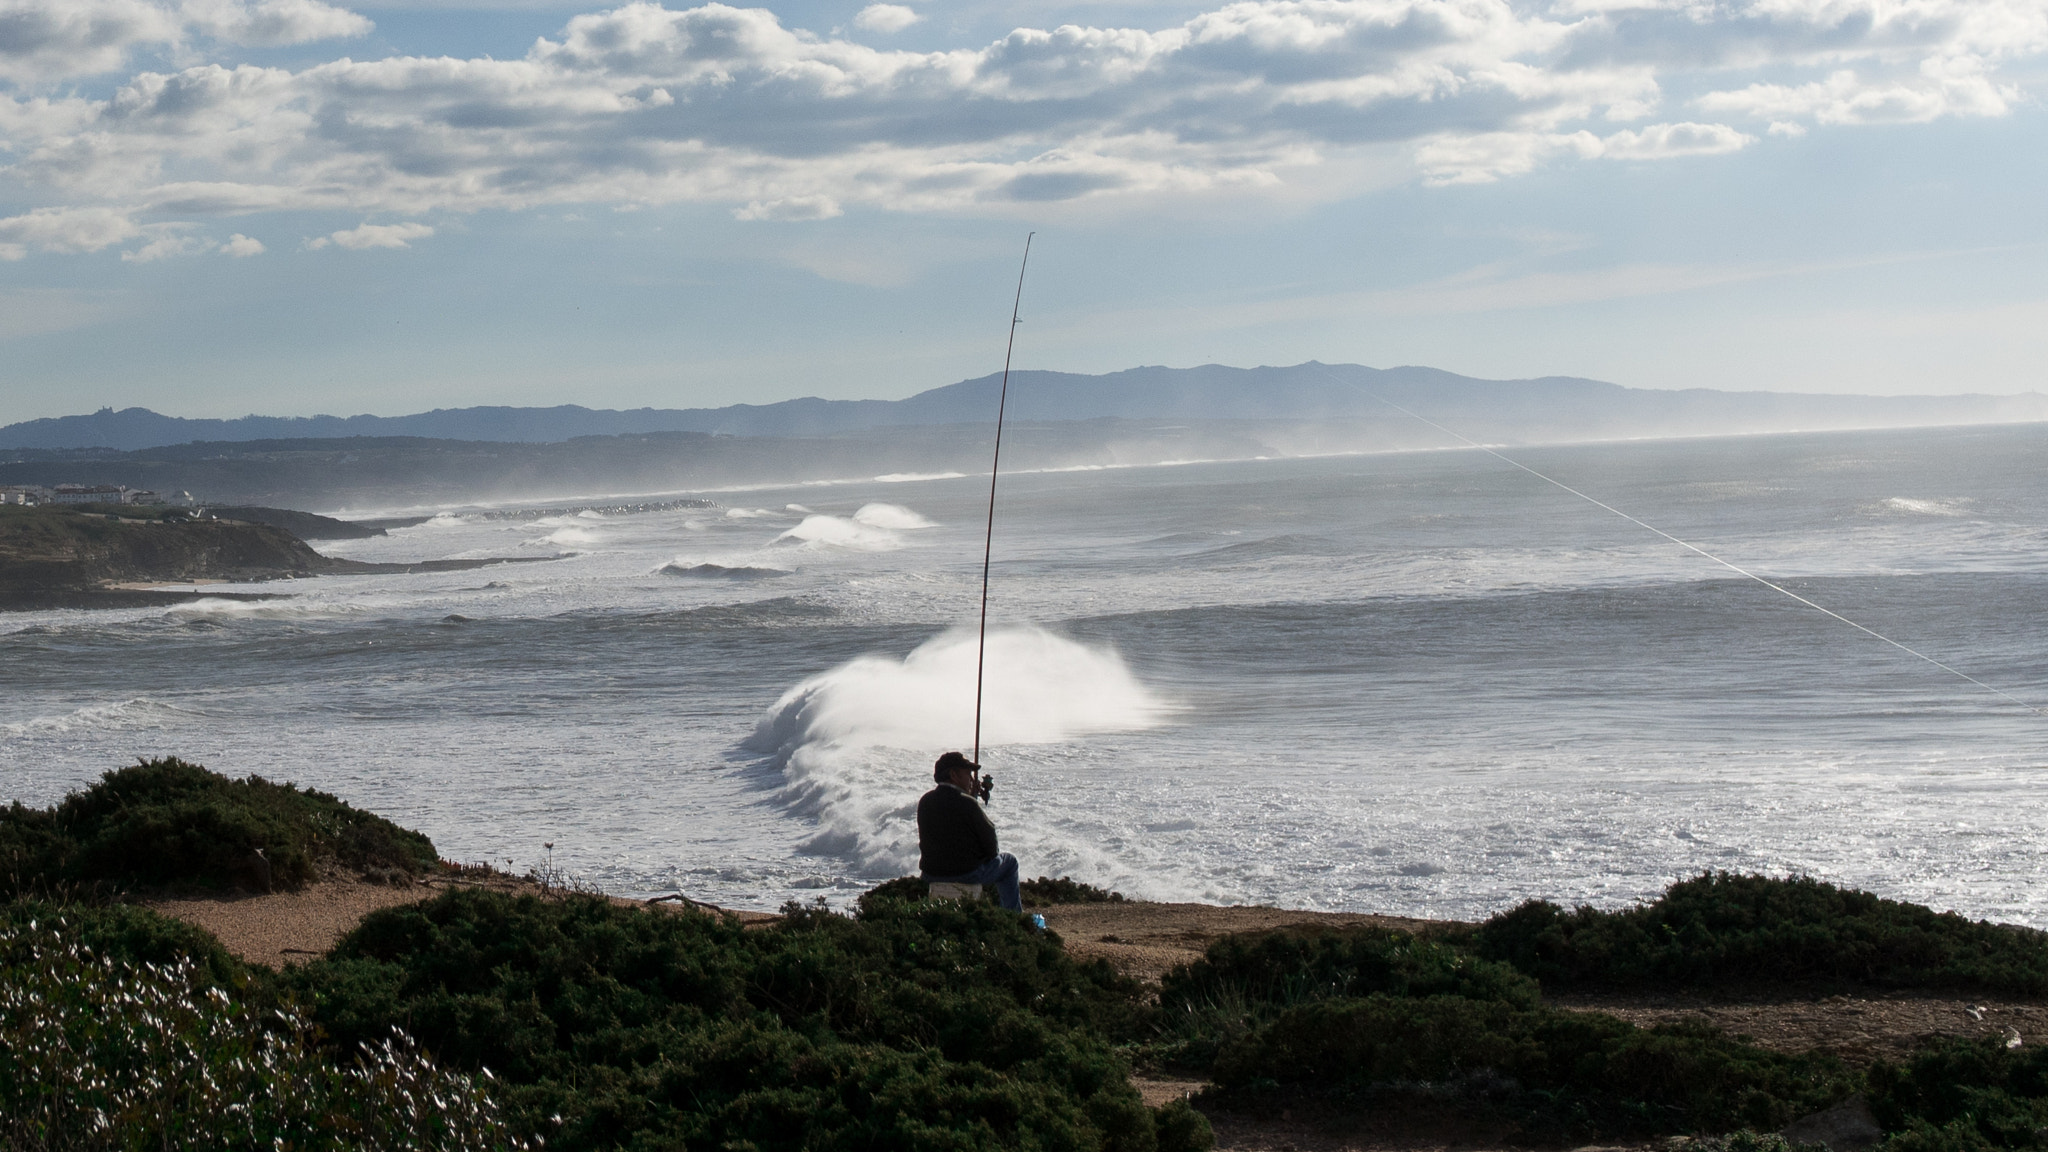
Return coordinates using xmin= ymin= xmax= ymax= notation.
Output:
xmin=934 ymin=751 xmax=980 ymax=782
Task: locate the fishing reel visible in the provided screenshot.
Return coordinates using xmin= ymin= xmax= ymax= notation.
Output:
xmin=976 ymin=774 xmax=995 ymax=805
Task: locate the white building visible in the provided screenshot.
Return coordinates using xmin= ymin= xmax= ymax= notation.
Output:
xmin=47 ymin=484 xmax=162 ymax=505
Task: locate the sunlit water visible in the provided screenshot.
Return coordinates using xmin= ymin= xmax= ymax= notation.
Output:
xmin=5 ymin=423 xmax=2046 ymax=923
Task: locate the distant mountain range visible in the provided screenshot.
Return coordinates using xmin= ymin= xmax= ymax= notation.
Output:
xmin=9 ymin=362 xmax=2047 ymax=451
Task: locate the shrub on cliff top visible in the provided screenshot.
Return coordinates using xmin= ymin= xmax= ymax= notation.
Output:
xmin=1157 ymin=919 xmax=1864 ymax=1142
xmin=0 ymin=757 xmax=437 ymax=895
xmin=1471 ymin=873 xmax=2048 ymax=995
xmin=0 ymin=905 xmax=523 ymax=1151
xmin=1151 ymin=926 xmax=1539 ymax=1072
xmin=284 ymin=886 xmax=1205 ymax=1152
xmin=1867 ymin=1037 xmax=2048 ymax=1152
xmin=1207 ymin=993 xmax=1853 ymax=1141
xmin=859 ymin=875 xmax=1127 ymax=908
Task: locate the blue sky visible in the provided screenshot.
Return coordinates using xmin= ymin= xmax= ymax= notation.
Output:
xmin=2 ymin=0 xmax=2045 ymax=421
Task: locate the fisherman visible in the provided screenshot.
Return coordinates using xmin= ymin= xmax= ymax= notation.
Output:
xmin=917 ymin=751 xmax=1022 ymax=912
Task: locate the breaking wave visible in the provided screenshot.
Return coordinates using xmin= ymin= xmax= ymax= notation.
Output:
xmin=774 ymin=503 xmax=937 ymax=551
xmin=3 ymin=697 xmax=203 ymax=738
xmin=1883 ymin=497 xmax=1973 ymax=517
xmin=659 ymin=562 xmax=791 ymax=581
xmin=744 ymin=627 xmax=1168 ymax=876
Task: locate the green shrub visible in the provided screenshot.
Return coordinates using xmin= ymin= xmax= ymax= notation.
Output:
xmin=1867 ymin=1038 xmax=2048 ymax=1152
xmin=1208 ymin=993 xmax=1853 ymax=1141
xmin=282 ymin=886 xmax=1197 ymax=1151
xmin=1472 ymin=873 xmax=2048 ymax=995
xmin=0 ymin=906 xmax=524 ymax=1151
xmin=1023 ymin=877 xmax=1128 ymax=907
xmin=0 ymin=757 xmax=437 ymax=894
xmin=1150 ymin=926 xmax=1538 ymax=1071
xmin=0 ymin=898 xmax=246 ymax=989
xmin=1696 ymin=1132 xmax=1832 ymax=1152
xmin=859 ymin=874 xmax=1126 ymax=908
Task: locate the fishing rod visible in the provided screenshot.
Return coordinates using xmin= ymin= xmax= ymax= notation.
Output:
xmin=974 ymin=233 xmax=1036 ymax=765
xmin=1314 ymin=365 xmax=2046 ymax=717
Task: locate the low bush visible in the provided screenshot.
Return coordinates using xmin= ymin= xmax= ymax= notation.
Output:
xmin=1151 ymin=926 xmax=1538 ymax=1071
xmin=1208 ymin=994 xmax=1853 ymax=1141
xmin=1024 ymin=877 xmax=1128 ymax=907
xmin=858 ymin=874 xmax=1126 ymax=908
xmin=0 ymin=904 xmax=522 ymax=1151
xmin=1471 ymin=873 xmax=2048 ymax=996
xmin=0 ymin=757 xmax=437 ymax=895
xmin=282 ymin=886 xmax=1208 ymax=1152
xmin=1867 ymin=1038 xmax=2048 ymax=1152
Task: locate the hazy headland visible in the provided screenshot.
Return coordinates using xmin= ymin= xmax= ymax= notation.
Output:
xmin=7 ymin=362 xmax=2045 ymax=510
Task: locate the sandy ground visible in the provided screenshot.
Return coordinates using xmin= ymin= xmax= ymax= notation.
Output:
xmin=146 ymin=873 xmax=776 ymax=969
xmin=1040 ymin=901 xmax=1456 ymax=984
xmin=149 ymin=873 xmax=520 ymax=968
xmin=147 ymin=888 xmax=2037 ymax=1152
xmin=1549 ymin=989 xmax=2045 ymax=1066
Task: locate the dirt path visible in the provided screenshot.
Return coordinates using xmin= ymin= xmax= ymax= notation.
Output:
xmin=1549 ymin=989 xmax=2044 ymax=1066
xmin=149 ymin=876 xmax=441 ymax=969
xmin=147 ymin=874 xmax=774 ymax=969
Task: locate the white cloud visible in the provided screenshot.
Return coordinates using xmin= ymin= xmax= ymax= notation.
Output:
xmin=0 ymin=0 xmax=370 ymax=85
xmin=120 ymin=227 xmax=210 ymax=260
xmin=853 ymin=3 xmax=919 ymax=33
xmin=734 ymin=196 xmax=843 ymax=221
xmin=1696 ymin=61 xmax=2016 ymax=126
xmin=1415 ymin=122 xmax=1752 ymax=183
xmin=1598 ymin=121 xmax=1754 ymax=159
xmin=307 ymin=221 xmax=433 ymax=249
xmin=219 ymin=231 xmax=262 ymax=255
xmin=0 ymin=206 xmax=141 ymax=256
xmin=0 ymin=0 xmax=2041 ymax=242
xmin=180 ymin=0 xmax=371 ymax=46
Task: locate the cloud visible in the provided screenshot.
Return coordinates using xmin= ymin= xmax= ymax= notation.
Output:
xmin=0 ymin=0 xmax=2042 ymax=240
xmin=219 ymin=231 xmax=261 ymax=255
xmin=734 ymin=196 xmax=843 ymax=221
xmin=0 ymin=206 xmax=141 ymax=257
xmin=180 ymin=0 xmax=371 ymax=46
xmin=120 ymin=228 xmax=210 ymax=260
xmin=1696 ymin=62 xmax=2016 ymax=126
xmin=853 ymin=3 xmax=918 ymax=33
xmin=0 ymin=0 xmax=371 ymax=85
xmin=1416 ymin=121 xmax=1753 ymax=183
xmin=306 ymin=221 xmax=433 ymax=249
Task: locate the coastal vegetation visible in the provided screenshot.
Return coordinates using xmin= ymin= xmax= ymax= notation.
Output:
xmin=0 ymin=758 xmax=437 ymax=898
xmin=1152 ymin=926 xmax=1851 ymax=1140
xmin=1 ymin=904 xmax=522 ymax=1151
xmin=5 ymin=759 xmax=2048 ymax=1150
xmin=1469 ymin=873 xmax=2048 ymax=997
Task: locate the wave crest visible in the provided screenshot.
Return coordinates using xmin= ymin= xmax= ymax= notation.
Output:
xmin=744 ymin=627 xmax=1167 ymax=875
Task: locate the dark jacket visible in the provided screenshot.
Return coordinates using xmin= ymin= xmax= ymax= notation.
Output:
xmin=917 ymin=784 xmax=998 ymax=877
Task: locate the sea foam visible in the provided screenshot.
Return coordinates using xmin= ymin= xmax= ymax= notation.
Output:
xmin=745 ymin=627 xmax=1167 ymax=875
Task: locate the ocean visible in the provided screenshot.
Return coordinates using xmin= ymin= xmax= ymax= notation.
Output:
xmin=5 ymin=421 xmax=2045 ymax=925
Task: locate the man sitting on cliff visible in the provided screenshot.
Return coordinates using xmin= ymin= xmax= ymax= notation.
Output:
xmin=917 ymin=751 xmax=1022 ymax=912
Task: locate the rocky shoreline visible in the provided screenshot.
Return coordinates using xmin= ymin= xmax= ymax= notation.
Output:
xmin=0 ymin=502 xmax=564 ymax=610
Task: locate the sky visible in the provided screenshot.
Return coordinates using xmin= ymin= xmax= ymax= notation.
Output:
xmin=1 ymin=0 xmax=2046 ymax=422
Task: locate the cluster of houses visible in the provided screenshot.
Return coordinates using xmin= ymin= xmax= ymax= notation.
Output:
xmin=0 ymin=484 xmax=181 ymax=506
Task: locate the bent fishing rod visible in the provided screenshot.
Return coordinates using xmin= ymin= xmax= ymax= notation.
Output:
xmin=973 ymin=233 xmax=1036 ymax=768
xmin=1308 ymin=364 xmax=2046 ymax=717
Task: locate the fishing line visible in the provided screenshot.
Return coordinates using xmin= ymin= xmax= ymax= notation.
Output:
xmin=1317 ymin=367 xmax=2045 ymax=716
xmin=975 ymin=233 xmax=1035 ymax=761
